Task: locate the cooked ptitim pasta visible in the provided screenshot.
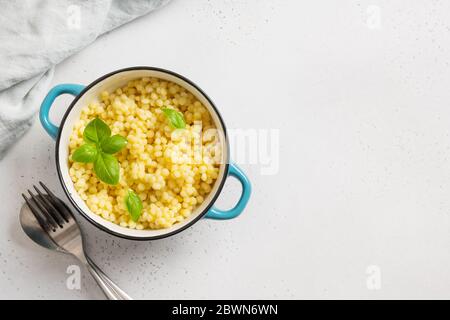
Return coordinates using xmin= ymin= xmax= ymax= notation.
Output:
xmin=68 ymin=77 xmax=222 ymax=230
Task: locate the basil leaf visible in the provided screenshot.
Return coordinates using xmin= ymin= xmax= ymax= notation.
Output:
xmin=100 ymin=134 xmax=127 ymax=154
xmin=162 ymin=108 xmax=186 ymax=129
xmin=94 ymin=152 xmax=120 ymax=185
xmin=71 ymin=144 xmax=98 ymax=163
xmin=83 ymin=118 xmax=111 ymax=143
xmin=125 ymin=189 xmax=143 ymax=222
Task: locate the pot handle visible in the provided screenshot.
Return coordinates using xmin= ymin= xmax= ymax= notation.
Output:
xmin=205 ymin=162 xmax=251 ymax=220
xmin=40 ymin=84 xmax=85 ymax=140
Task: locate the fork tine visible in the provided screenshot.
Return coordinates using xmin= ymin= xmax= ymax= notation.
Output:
xmin=39 ymin=181 xmax=71 ymax=221
xmin=22 ymin=193 xmax=53 ymax=232
xmin=27 ymin=189 xmax=59 ymax=230
xmin=33 ymin=185 xmax=66 ymax=225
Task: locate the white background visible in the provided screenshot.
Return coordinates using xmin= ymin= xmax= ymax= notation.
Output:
xmin=1 ymin=0 xmax=449 ymax=299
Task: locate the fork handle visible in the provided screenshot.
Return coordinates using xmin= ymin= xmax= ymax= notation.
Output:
xmin=86 ymin=262 xmax=122 ymax=300
xmin=86 ymin=256 xmax=132 ymax=300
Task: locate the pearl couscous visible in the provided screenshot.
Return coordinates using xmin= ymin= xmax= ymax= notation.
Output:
xmin=68 ymin=77 xmax=222 ymax=230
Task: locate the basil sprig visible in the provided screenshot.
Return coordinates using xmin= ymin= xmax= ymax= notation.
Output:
xmin=72 ymin=144 xmax=98 ymax=163
xmin=162 ymin=107 xmax=186 ymax=129
xmin=125 ymin=189 xmax=143 ymax=222
xmin=94 ymin=153 xmax=120 ymax=185
xmin=100 ymin=135 xmax=127 ymax=154
xmin=71 ymin=118 xmax=127 ymax=185
xmin=83 ymin=117 xmax=110 ymax=144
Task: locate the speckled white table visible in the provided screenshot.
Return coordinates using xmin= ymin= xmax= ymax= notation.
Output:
xmin=1 ymin=0 xmax=450 ymax=299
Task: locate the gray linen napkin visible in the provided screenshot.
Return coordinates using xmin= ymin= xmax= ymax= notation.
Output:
xmin=0 ymin=0 xmax=170 ymax=159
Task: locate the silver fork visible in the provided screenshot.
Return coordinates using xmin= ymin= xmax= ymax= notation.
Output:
xmin=21 ymin=181 xmax=132 ymax=300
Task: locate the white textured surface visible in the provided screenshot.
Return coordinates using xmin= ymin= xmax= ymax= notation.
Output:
xmin=1 ymin=0 xmax=450 ymax=299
